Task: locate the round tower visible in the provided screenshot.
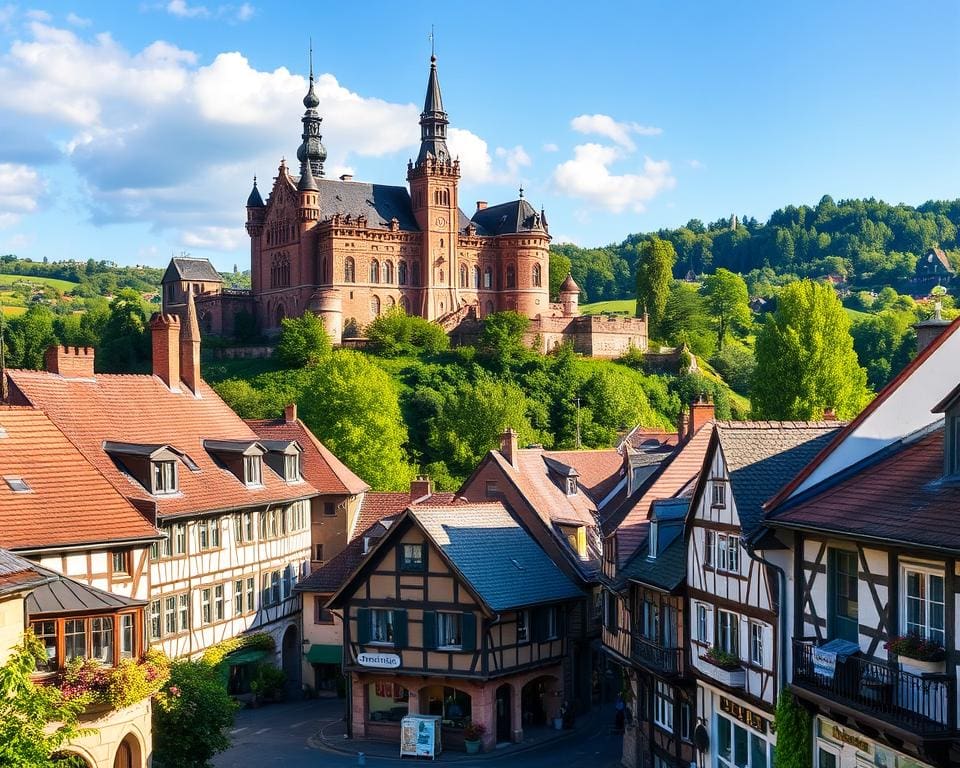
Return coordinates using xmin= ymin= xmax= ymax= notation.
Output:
xmin=308 ymin=289 xmax=343 ymax=344
xmin=559 ymin=273 xmax=580 ymax=317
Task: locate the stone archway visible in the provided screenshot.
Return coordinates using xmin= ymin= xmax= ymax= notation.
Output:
xmin=275 ymin=302 xmax=287 ymax=328
xmin=281 ymin=624 xmax=300 ymax=690
xmin=521 ymin=674 xmax=561 ymax=729
xmin=113 ymin=733 xmax=143 ymax=768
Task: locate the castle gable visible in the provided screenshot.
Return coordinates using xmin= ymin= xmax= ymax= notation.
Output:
xmin=471 ymin=199 xmax=546 ymax=236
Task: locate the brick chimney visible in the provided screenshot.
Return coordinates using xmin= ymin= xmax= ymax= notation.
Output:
xmin=410 ymin=476 xmax=432 ymax=501
xmin=500 ymin=428 xmax=519 ymax=468
xmin=149 ymin=313 xmax=181 ymax=390
xmin=476 ymin=201 xmax=487 ymax=211
xmin=44 ymin=345 xmax=95 ymax=378
xmin=914 ymin=301 xmax=951 ymax=355
xmin=339 ymin=173 xmax=353 ymax=182
xmin=180 ymin=291 xmax=201 ymax=395
xmin=676 ymin=409 xmax=689 ymax=442
xmin=688 ymin=396 xmax=715 ymax=437
xmin=284 ymin=403 xmax=297 ymax=423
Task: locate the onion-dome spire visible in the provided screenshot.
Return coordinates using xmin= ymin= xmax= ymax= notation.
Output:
xmin=297 ymin=42 xmax=326 ymax=177
xmin=416 ymin=51 xmax=450 ymax=166
xmin=246 ymin=176 xmax=265 ymax=207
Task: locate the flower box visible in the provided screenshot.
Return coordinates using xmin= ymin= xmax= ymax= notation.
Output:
xmin=899 ymin=657 xmax=946 ymax=676
xmin=699 ymin=655 xmax=745 ymax=688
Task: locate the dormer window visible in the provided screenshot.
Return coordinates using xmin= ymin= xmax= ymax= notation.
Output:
xmin=4 ymin=476 xmax=31 ymax=493
xmin=244 ymin=455 xmax=263 ymax=487
xmin=566 ymin=478 xmax=577 ymax=495
xmin=153 ymin=460 xmax=178 ymax=495
xmin=259 ymin=439 xmax=303 ymax=482
xmin=648 ymin=521 xmax=659 ymax=559
xmin=284 ymin=454 xmax=301 ymax=481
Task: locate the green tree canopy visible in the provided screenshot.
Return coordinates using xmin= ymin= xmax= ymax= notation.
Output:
xmin=98 ymin=288 xmax=150 ymax=373
xmin=634 ymin=236 xmax=676 ymax=337
xmin=3 ymin=304 xmax=56 ymax=370
xmin=276 ymin=312 xmax=331 ymax=368
xmin=659 ymin=281 xmax=716 ymax=357
xmin=366 ymin=307 xmax=449 ymax=357
xmin=702 ymin=268 xmax=751 ymax=350
xmin=752 ymin=280 xmax=871 ymax=419
xmin=478 ymin=311 xmax=531 ymax=372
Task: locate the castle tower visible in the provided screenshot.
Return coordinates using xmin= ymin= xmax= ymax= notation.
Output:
xmin=407 ymin=54 xmax=460 ymax=320
xmin=559 ymin=273 xmax=581 ymax=317
xmin=245 ymin=177 xmax=266 ymax=296
xmin=297 ymin=50 xmax=327 ymax=179
xmin=297 ymin=156 xmax=320 ymax=229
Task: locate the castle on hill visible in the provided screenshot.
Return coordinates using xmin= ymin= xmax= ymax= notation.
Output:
xmin=162 ymin=54 xmax=647 ymax=358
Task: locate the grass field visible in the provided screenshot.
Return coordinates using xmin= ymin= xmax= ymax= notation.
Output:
xmin=1 ymin=305 xmax=27 ymax=317
xmin=0 ymin=273 xmax=79 ymax=292
xmin=843 ymin=306 xmax=871 ymax=321
xmin=580 ymin=299 xmax=636 ymax=315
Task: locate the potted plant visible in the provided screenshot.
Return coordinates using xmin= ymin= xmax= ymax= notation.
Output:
xmin=463 ymin=721 xmax=486 ymax=754
xmin=702 ymin=647 xmax=745 ymax=687
xmin=885 ymin=634 xmax=946 ymax=675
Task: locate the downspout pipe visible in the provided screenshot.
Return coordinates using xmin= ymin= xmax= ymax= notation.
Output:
xmin=746 ymin=545 xmax=789 ymax=688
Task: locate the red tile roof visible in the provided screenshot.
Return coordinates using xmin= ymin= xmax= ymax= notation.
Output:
xmin=612 ymin=424 xmax=714 ymax=565
xmin=7 ymin=370 xmax=316 ymax=518
xmin=768 ymin=426 xmax=960 ymax=552
xmin=245 ymin=417 xmax=369 ymax=496
xmin=350 ymin=490 xmax=458 ymax=540
xmin=542 ymin=449 xmax=624 ymax=503
xmin=0 ymin=406 xmax=159 ymax=549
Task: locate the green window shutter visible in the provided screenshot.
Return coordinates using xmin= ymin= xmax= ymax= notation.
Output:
xmin=532 ymin=607 xmax=546 ymax=643
xmin=393 ymin=610 xmax=408 ymax=649
xmin=396 ymin=544 xmax=403 ymax=571
xmin=357 ymin=608 xmax=370 ymax=645
xmin=461 ymin=612 xmax=477 ymax=652
xmin=422 ymin=610 xmax=437 ymax=650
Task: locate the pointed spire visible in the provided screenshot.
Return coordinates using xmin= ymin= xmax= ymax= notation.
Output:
xmin=303 ymin=39 xmax=319 ymax=109
xmin=246 ymin=176 xmax=265 ymax=207
xmin=298 ymin=156 xmax=318 ymax=192
xmin=298 ymin=42 xmax=326 ymax=177
xmin=415 ymin=49 xmax=450 ymax=167
xmin=518 ymin=185 xmax=524 ymax=199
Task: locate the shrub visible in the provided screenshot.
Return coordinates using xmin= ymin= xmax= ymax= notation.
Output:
xmin=251 ymin=665 xmax=287 ymax=700
xmin=366 ymin=307 xmax=449 ymax=356
xmin=60 ymin=651 xmax=170 ymax=710
xmin=276 ymin=312 xmax=330 ymax=367
xmin=703 ymin=647 xmax=741 ymax=670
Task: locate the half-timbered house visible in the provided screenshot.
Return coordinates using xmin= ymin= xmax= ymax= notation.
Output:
xmin=327 ymin=501 xmax=583 ymax=752
xmin=5 ymin=300 xmax=318 ymax=673
xmin=685 ymin=422 xmax=839 ymax=768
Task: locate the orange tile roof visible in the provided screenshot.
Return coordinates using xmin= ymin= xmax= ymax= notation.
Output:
xmin=246 ymin=417 xmax=369 ymax=496
xmin=612 ymin=424 xmax=714 ymax=565
xmin=350 ymin=490 xmax=458 ymax=540
xmin=0 ymin=406 xmax=159 ymax=549
xmin=7 ymin=371 xmax=317 ymax=518
xmin=542 ymin=449 xmax=624 ymax=503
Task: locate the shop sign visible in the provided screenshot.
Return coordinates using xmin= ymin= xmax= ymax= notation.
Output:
xmin=719 ymin=696 xmax=768 ymax=734
xmin=357 ymin=651 xmax=401 ymax=669
xmin=830 ymin=725 xmax=871 ymax=754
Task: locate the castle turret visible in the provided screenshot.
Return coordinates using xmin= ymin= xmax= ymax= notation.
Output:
xmin=297 ymin=157 xmax=319 ymax=227
xmin=559 ymin=273 xmax=580 ymax=317
xmin=407 ymin=54 xmax=460 ymax=320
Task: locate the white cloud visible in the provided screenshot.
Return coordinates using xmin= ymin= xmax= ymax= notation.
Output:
xmin=181 ymin=226 xmax=245 ymax=251
xmin=448 ymin=129 xmax=530 ymax=185
xmin=235 ymin=2 xmax=253 ymax=21
xmin=552 ymin=233 xmax=579 ymax=245
xmin=688 ymin=159 xmax=704 ymax=170
xmin=542 ymin=142 xmax=559 ymax=153
xmin=166 ymin=0 xmax=209 ymax=18
xmin=66 ymin=12 xmax=92 ymax=26
xmin=0 ymin=163 xmax=43 ymax=227
xmin=570 ymin=114 xmax=662 ymax=151
xmin=25 ymin=9 xmax=52 ymax=21
xmin=552 ymin=144 xmax=675 ymax=213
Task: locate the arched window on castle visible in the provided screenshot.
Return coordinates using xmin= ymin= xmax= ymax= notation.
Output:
xmin=532 ymin=263 xmax=542 ymax=287
xmin=459 ymin=264 xmax=468 ymax=288
xmin=506 ymin=264 xmax=516 ymax=289
xmin=369 ymin=259 xmax=380 ymax=284
xmin=384 ymin=261 xmax=395 ymax=284
xmin=398 ymin=260 xmax=408 ymax=286
xmin=411 ymin=261 xmax=421 ymax=287
xmin=344 ymin=256 xmax=355 ymax=283
xmin=270 ymin=253 xmax=290 ymax=288
xmin=473 ymin=266 xmax=481 ymax=289
xmin=483 ymin=266 xmax=493 ymax=289
xmin=400 ymin=296 xmax=410 ymax=313
xmin=485 ymin=300 xmax=494 ymax=316
xmin=386 ymin=295 xmax=396 ymax=310
xmin=369 ymin=295 xmax=381 ymax=319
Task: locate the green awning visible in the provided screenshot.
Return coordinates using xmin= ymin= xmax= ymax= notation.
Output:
xmin=306 ymin=644 xmax=342 ymax=665
xmin=224 ymin=649 xmax=269 ymax=667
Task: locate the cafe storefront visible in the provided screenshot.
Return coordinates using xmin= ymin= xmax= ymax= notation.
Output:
xmin=814 ymin=716 xmax=934 ymax=768
xmin=697 ymin=687 xmax=776 ymax=768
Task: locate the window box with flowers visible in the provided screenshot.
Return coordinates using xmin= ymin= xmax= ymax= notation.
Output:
xmin=700 ymin=648 xmax=745 ymax=687
xmin=885 ymin=634 xmax=947 ymax=675
xmin=58 ymin=650 xmax=171 ymax=711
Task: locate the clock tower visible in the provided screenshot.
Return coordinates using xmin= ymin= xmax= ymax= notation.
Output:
xmin=408 ymin=54 xmax=460 ymax=319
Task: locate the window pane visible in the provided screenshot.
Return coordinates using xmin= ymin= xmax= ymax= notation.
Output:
xmin=717 ymin=717 xmax=731 ymax=760
xmin=32 ymin=620 xmax=58 ymax=671
xmin=733 ymin=723 xmax=748 ymax=768
xmin=65 ymin=619 xmax=87 ymax=661
xmin=750 ymin=733 xmax=767 ymax=768
xmin=121 ymin=615 xmax=135 ymax=658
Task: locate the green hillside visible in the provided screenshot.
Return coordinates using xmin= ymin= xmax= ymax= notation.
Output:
xmin=580 ymin=299 xmax=636 ymax=315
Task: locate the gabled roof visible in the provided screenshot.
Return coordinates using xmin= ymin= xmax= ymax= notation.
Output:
xmin=246 ymin=416 xmax=369 ymax=496
xmin=610 ymin=424 xmax=714 ymax=566
xmin=918 ymin=247 xmax=954 ymax=274
xmin=7 ymin=371 xmax=316 ymax=518
xmin=705 ymin=421 xmax=841 ymax=538
xmin=408 ymin=503 xmax=583 ymax=612
xmin=0 ymin=407 xmax=159 ymax=550
xmin=26 ymin=570 xmax=145 ymax=616
xmin=766 ymin=314 xmax=960 ymax=508
xmin=540 ymin=449 xmax=625 ymax=504
xmin=470 ymin=199 xmax=547 ymax=236
xmin=162 ymin=257 xmax=223 ymax=284
xmin=767 ymin=424 xmax=960 ymax=554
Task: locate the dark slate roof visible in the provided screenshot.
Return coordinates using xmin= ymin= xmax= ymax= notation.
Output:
xmin=411 ymin=503 xmax=584 ymax=611
xmin=162 ymin=257 xmax=223 ymax=284
xmin=25 ymin=571 xmax=145 ymax=616
xmin=0 ymin=548 xmax=52 ymax=596
xmin=300 ymin=179 xmax=421 ymax=232
xmin=714 ymin=422 xmax=841 ymax=538
xmin=246 ymin=179 xmax=265 ymax=207
xmin=620 ymin=535 xmax=686 ymax=592
xmin=470 ymin=199 xmax=547 ymax=236
xmin=767 ymin=424 xmax=960 ymax=553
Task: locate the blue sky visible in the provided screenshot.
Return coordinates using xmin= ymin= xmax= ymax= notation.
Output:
xmin=0 ymin=1 xmax=957 ymax=271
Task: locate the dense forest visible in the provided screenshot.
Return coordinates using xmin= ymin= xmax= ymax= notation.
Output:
xmin=551 ymin=196 xmax=960 ymax=303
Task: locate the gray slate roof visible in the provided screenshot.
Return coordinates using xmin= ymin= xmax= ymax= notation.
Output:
xmin=411 ymin=503 xmax=583 ymax=612
xmin=162 ymin=257 xmax=223 ymax=284
xmin=470 ymin=199 xmax=547 ymax=236
xmin=26 ymin=572 xmax=145 ymax=616
xmin=620 ymin=535 xmax=686 ymax=592
xmin=715 ymin=422 xmax=841 ymax=537
xmin=0 ymin=548 xmax=52 ymax=596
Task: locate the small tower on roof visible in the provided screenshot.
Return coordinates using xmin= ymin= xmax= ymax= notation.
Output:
xmin=297 ymin=43 xmax=327 ymax=178
xmin=560 ymin=274 xmax=581 ymax=317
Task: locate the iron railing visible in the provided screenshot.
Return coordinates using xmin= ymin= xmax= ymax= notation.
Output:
xmin=631 ymin=634 xmax=683 ymax=676
xmin=793 ymin=639 xmax=955 ymax=734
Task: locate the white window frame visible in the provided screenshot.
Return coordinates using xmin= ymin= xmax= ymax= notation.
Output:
xmin=437 ymin=611 xmax=463 ymax=649
xmin=214 ymin=584 xmax=225 ymax=621
xmin=517 ymin=610 xmax=530 ymax=643
xmin=653 ymin=681 xmax=674 ymax=732
xmin=704 ymin=530 xmax=716 ymax=568
xmin=201 ymin=588 xmax=212 ymax=625
xmin=545 ymin=606 xmax=559 ymax=641
xmin=750 ymin=621 xmax=764 ymax=666
xmin=716 ymin=714 xmax=773 ymax=768
xmin=153 ymin=460 xmax=178 ymax=495
xmin=712 ymin=481 xmax=726 ymax=508
xmin=901 ymin=564 xmax=946 ymax=645
xmin=696 ymin=603 xmax=711 ymax=644
xmin=718 ymin=610 xmax=739 ymax=657
xmin=370 ymin=608 xmax=395 ymax=645
xmin=244 ymin=455 xmax=263 ymax=487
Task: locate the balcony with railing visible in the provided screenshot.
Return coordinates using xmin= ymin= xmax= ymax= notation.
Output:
xmin=792 ymin=639 xmax=957 ymax=737
xmin=631 ymin=634 xmax=683 ymax=677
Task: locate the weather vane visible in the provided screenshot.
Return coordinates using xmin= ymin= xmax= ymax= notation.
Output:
xmin=429 ymin=25 xmax=435 ymax=58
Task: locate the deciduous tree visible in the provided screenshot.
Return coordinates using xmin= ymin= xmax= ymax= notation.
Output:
xmin=276 ymin=312 xmax=331 ymax=368
xmin=702 ymin=268 xmax=751 ymax=351
xmin=634 ymin=236 xmax=675 ymax=338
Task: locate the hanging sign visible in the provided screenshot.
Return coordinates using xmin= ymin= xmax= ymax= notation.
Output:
xmin=357 ymin=651 xmax=401 ymax=669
